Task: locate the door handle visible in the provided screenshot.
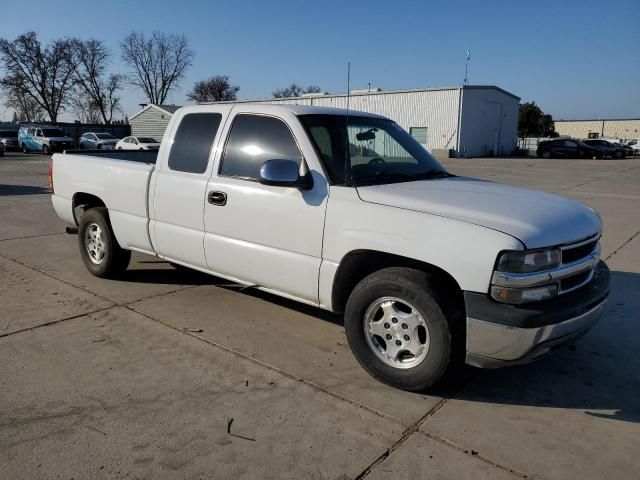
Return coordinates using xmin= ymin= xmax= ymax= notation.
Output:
xmin=208 ymin=191 xmax=227 ymax=206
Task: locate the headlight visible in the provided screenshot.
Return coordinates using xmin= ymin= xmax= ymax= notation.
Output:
xmin=491 ymin=247 xmax=562 ymax=304
xmin=496 ymin=248 xmax=560 ymax=273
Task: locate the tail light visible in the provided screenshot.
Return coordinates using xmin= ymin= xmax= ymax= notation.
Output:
xmin=48 ymin=159 xmax=54 ymax=194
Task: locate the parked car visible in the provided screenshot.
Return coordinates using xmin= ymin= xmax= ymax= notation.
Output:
xmin=50 ymin=104 xmax=609 ymax=391
xmin=626 ymin=139 xmax=640 ymax=155
xmin=18 ymin=125 xmax=74 ymax=154
xmin=583 ymin=139 xmax=626 ymax=158
xmin=79 ymin=132 xmax=119 ymax=150
xmin=537 ymin=138 xmax=605 ymax=159
xmin=0 ymin=130 xmax=20 ymax=151
xmin=115 ymin=136 xmax=160 ymax=150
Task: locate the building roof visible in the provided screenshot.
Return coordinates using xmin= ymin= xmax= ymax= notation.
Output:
xmin=555 ymin=118 xmax=640 ymax=122
xmin=129 ymin=104 xmax=183 ymax=121
xmin=209 ymin=85 xmax=520 ymax=104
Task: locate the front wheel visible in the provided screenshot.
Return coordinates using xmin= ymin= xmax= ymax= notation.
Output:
xmin=43 ymin=144 xmax=50 ymax=155
xmin=22 ymin=143 xmax=29 ymax=153
xmin=78 ymin=207 xmax=131 ymax=278
xmin=542 ymin=150 xmax=551 ymax=159
xmin=344 ymin=267 xmax=456 ymax=391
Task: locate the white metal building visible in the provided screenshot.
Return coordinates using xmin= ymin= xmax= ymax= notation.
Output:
xmin=230 ymin=85 xmax=520 ymax=157
xmin=128 ymin=86 xmax=520 ymax=157
xmin=554 ymin=118 xmax=640 ymax=140
xmin=129 ymin=104 xmax=182 ymax=140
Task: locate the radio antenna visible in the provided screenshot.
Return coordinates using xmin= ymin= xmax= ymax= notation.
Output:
xmin=344 ymin=61 xmax=351 ymax=186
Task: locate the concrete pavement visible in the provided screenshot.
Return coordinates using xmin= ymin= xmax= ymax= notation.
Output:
xmin=1 ymin=152 xmax=639 ymax=479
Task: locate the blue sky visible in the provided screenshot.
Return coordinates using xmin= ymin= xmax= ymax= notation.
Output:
xmin=1 ymin=0 xmax=638 ymax=121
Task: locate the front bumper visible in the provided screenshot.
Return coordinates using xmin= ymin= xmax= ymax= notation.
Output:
xmin=465 ymin=261 xmax=610 ymax=368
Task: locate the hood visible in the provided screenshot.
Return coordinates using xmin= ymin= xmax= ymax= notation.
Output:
xmin=356 ymin=177 xmax=601 ymax=249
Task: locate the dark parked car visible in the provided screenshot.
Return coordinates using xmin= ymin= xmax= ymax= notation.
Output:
xmin=583 ymin=139 xmax=626 ymax=158
xmin=537 ymin=139 xmax=604 ymax=159
xmin=0 ymin=130 xmax=19 ymax=151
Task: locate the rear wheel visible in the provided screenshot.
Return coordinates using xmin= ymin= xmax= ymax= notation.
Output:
xmin=22 ymin=143 xmax=29 ymax=153
xmin=542 ymin=150 xmax=551 ymax=159
xmin=43 ymin=144 xmax=50 ymax=155
xmin=78 ymin=207 xmax=131 ymax=278
xmin=344 ymin=267 xmax=457 ymax=391
xmin=614 ymin=150 xmax=622 ymax=159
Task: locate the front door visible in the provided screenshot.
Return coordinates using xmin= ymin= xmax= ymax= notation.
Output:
xmin=203 ymin=110 xmax=328 ymax=303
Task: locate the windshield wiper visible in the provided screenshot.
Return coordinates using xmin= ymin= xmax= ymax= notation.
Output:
xmin=409 ymin=169 xmax=455 ymax=179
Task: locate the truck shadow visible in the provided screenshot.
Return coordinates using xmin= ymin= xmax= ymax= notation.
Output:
xmin=0 ymin=184 xmax=50 ymax=196
xmin=446 ymin=270 xmax=640 ymax=425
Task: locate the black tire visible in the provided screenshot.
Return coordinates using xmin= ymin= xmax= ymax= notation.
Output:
xmin=542 ymin=150 xmax=551 ymax=159
xmin=614 ymin=150 xmax=622 ymax=159
xmin=42 ymin=144 xmax=50 ymax=155
xmin=22 ymin=143 xmax=29 ymax=153
xmin=78 ymin=207 xmax=131 ymax=278
xmin=344 ymin=267 xmax=459 ymax=391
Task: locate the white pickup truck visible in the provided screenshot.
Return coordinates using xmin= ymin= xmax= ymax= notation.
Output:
xmin=50 ymin=104 xmax=609 ymax=391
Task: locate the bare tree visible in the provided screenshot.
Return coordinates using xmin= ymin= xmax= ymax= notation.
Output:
xmin=68 ymin=89 xmax=103 ymax=123
xmin=71 ymin=39 xmax=123 ymax=123
xmin=3 ymin=83 xmax=44 ymax=122
xmin=121 ymin=31 xmax=194 ymax=105
xmin=272 ymin=83 xmax=322 ymax=98
xmin=187 ymin=75 xmax=239 ymax=102
xmin=0 ymin=32 xmax=77 ymax=122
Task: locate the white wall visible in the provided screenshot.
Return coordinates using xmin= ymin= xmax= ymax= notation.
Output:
xmin=458 ymin=88 xmax=519 ymax=157
xmin=131 ymin=107 xmax=172 ymax=140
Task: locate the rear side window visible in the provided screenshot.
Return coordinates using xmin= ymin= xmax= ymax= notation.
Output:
xmin=220 ymin=114 xmax=302 ymax=180
xmin=168 ymin=113 xmax=222 ymax=174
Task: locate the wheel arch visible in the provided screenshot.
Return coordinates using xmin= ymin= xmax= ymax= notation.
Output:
xmin=331 ymin=249 xmax=465 ymax=316
xmin=72 ymin=192 xmax=107 ymax=225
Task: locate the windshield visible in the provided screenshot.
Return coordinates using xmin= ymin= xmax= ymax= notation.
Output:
xmin=95 ymin=133 xmax=116 ymax=139
xmin=42 ymin=129 xmax=65 ymax=137
xmin=0 ymin=131 xmax=18 ymax=138
xmin=299 ymin=115 xmax=448 ymax=185
xmin=138 ymin=137 xmax=158 ymax=143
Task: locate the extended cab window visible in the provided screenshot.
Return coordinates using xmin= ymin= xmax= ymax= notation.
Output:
xmin=220 ymin=114 xmax=302 ymax=180
xmin=168 ymin=113 xmax=222 ymax=174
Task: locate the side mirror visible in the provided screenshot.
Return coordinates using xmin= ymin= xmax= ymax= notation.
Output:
xmin=259 ymin=159 xmax=313 ymax=190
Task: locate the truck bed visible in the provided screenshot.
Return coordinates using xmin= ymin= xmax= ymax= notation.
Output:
xmin=51 ymin=150 xmax=157 ymax=255
xmin=64 ymin=149 xmax=158 ymax=164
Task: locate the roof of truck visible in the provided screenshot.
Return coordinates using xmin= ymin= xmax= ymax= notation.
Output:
xmin=188 ymin=103 xmax=389 ymax=119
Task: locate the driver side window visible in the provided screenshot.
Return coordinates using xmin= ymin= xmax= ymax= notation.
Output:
xmin=219 ymin=114 xmax=302 ymax=180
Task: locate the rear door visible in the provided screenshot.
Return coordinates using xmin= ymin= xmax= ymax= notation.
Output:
xmin=203 ymin=107 xmax=329 ymax=303
xmin=150 ymin=105 xmax=232 ymax=268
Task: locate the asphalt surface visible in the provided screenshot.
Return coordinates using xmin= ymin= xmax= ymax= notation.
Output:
xmin=1 ymin=151 xmax=639 ymax=479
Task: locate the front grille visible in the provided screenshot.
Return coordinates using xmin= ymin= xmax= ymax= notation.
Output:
xmin=562 ymin=239 xmax=598 ymax=264
xmin=561 ymin=270 xmax=592 ymax=291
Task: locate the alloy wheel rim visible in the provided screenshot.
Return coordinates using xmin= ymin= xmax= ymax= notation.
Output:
xmin=85 ymin=223 xmax=106 ymax=265
xmin=363 ymin=296 xmax=430 ymax=369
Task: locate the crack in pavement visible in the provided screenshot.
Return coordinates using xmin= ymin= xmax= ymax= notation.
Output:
xmin=604 ymin=228 xmax=640 ymax=261
xmin=418 ymin=430 xmax=530 ymax=479
xmin=0 ymin=232 xmax=66 ymax=243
